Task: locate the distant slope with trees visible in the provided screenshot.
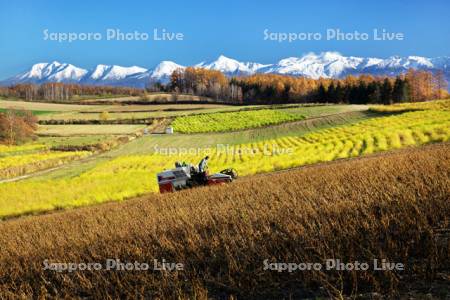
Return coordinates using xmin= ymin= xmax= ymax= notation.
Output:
xmin=1 ymin=68 xmax=447 ymax=105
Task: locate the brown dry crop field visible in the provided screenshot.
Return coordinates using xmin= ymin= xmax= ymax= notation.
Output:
xmin=0 ymin=143 xmax=449 ymax=299
xmin=37 ymin=124 xmax=147 ymax=136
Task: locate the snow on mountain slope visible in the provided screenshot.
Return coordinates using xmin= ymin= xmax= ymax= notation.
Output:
xmin=150 ymin=61 xmax=185 ymax=80
xmin=1 ymin=53 xmax=449 ymax=87
xmin=365 ymin=55 xmax=433 ymax=69
xmin=259 ymin=52 xmax=365 ymax=79
xmin=85 ymin=65 xmax=147 ymax=82
xmin=88 ymin=64 xmax=111 ymax=80
xmin=431 ymin=56 xmax=450 ymax=69
xmin=6 ymin=61 xmax=88 ymax=84
xmin=196 ymin=55 xmax=268 ymax=76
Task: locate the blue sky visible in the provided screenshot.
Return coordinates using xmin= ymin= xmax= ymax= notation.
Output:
xmin=0 ymin=0 xmax=449 ymax=79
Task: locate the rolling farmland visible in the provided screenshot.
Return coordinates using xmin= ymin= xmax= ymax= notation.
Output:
xmin=1 ymin=143 xmax=448 ymax=298
xmin=0 ymin=97 xmax=449 ymax=299
xmin=0 ymin=105 xmax=448 ymax=218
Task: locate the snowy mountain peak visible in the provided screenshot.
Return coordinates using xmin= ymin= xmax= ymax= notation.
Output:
xmin=406 ymin=56 xmax=433 ymax=68
xmin=90 ymin=64 xmax=111 ymax=80
xmin=15 ymin=62 xmax=87 ymax=82
xmin=217 ymin=54 xmax=233 ymax=61
xmin=197 ymin=55 xmax=267 ymax=75
xmin=106 ymin=65 xmax=147 ymax=79
xmin=153 ymin=61 xmax=184 ymax=72
xmin=264 ymin=53 xmax=361 ymax=78
xmin=87 ymin=64 xmax=148 ymax=82
xmin=150 ymin=61 xmax=185 ymax=79
xmin=47 ymin=63 xmax=88 ymax=81
xmin=1 ymin=53 xmax=449 ymax=88
xmin=319 ymin=51 xmax=344 ymax=61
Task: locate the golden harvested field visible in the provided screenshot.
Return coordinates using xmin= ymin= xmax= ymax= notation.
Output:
xmin=37 ymin=124 xmax=146 ymax=136
xmin=0 ymin=144 xmax=448 ymax=298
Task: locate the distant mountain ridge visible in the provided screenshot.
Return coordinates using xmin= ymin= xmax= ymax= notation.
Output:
xmin=1 ymin=52 xmax=449 ymax=88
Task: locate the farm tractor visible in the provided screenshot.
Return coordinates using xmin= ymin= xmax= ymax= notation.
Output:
xmin=157 ymin=157 xmax=237 ymax=193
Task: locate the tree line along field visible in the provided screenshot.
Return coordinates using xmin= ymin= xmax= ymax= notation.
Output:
xmin=0 ymin=144 xmax=448 ymax=298
xmin=0 ymin=103 xmax=448 ymax=218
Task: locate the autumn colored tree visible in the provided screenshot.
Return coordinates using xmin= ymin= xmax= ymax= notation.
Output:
xmin=0 ymin=110 xmax=38 ymax=145
xmin=169 ymin=67 xmax=229 ymax=100
xmin=433 ymin=70 xmax=448 ymax=99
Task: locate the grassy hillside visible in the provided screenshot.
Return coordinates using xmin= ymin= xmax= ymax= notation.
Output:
xmin=0 ymin=144 xmax=448 ymax=298
xmin=29 ymin=110 xmax=372 ymax=182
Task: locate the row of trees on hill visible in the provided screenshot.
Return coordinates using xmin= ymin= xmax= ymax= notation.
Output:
xmin=0 ymin=83 xmax=143 ymax=101
xmin=0 ymin=110 xmax=37 ymax=145
xmin=316 ymin=77 xmax=410 ymax=104
xmin=168 ymin=67 xmax=244 ymax=102
xmin=166 ymin=68 xmax=448 ymax=104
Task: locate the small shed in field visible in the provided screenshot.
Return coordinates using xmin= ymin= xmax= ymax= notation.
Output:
xmin=165 ymin=127 xmax=174 ymax=134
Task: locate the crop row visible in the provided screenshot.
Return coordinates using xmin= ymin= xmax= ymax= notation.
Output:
xmin=0 ymin=151 xmax=91 ymax=180
xmin=369 ymin=99 xmax=450 ymax=113
xmin=171 ymin=109 xmax=305 ymax=133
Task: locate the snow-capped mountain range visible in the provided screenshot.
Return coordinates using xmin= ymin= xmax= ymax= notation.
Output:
xmin=1 ymin=52 xmax=449 ymax=88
